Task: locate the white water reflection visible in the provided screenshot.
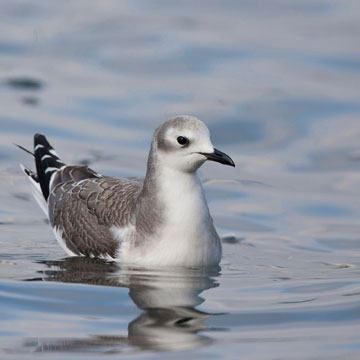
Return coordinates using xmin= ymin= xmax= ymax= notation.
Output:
xmin=1 ymin=259 xmax=220 ymax=354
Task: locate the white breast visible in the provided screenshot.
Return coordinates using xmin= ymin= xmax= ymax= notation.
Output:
xmin=113 ymin=170 xmax=221 ymax=267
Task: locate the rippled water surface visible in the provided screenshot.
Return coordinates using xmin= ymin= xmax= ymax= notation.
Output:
xmin=1 ymin=1 xmax=360 ymax=359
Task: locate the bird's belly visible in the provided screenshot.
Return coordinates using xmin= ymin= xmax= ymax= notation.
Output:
xmin=113 ymin=224 xmax=221 ymax=267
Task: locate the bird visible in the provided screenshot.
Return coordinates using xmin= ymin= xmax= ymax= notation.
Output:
xmin=18 ymin=115 xmax=235 ymax=267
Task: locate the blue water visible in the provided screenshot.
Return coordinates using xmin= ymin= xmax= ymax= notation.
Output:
xmin=1 ymin=1 xmax=360 ymax=359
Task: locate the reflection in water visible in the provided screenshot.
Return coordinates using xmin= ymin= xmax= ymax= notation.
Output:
xmin=24 ymin=257 xmax=220 ymax=353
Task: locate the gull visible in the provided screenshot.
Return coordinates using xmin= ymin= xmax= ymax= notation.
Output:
xmin=18 ymin=116 xmax=235 ymax=267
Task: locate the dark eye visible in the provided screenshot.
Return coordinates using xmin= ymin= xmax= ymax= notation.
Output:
xmin=177 ymin=136 xmax=189 ymax=146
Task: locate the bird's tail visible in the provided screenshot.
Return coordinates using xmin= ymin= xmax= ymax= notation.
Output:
xmin=33 ymin=134 xmax=65 ymax=200
xmin=17 ymin=134 xmax=65 ymax=202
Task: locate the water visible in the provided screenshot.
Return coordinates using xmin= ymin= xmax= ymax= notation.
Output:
xmin=1 ymin=0 xmax=360 ymax=358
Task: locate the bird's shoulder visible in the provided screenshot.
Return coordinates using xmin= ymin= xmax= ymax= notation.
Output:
xmin=49 ymin=166 xmax=143 ymax=228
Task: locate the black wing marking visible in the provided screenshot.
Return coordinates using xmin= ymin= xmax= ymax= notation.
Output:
xmin=33 ymin=133 xmax=65 ymax=200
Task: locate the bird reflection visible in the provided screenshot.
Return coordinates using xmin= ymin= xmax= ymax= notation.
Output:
xmin=24 ymin=257 xmax=220 ymax=353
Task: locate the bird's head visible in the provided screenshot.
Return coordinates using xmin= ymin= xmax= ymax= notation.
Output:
xmin=152 ymin=115 xmax=235 ymax=173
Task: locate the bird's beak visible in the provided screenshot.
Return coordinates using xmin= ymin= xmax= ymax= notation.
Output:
xmin=199 ymin=148 xmax=235 ymax=167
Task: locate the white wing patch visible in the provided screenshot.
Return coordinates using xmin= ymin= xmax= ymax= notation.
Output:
xmin=20 ymin=163 xmax=48 ymax=216
xmin=53 ymin=227 xmax=79 ymax=257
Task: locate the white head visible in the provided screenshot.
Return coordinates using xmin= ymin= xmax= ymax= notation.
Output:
xmin=152 ymin=115 xmax=234 ymax=173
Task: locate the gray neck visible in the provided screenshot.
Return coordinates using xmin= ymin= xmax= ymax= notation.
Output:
xmin=135 ymin=142 xmax=210 ymax=238
xmin=134 ymin=142 xmax=165 ymax=237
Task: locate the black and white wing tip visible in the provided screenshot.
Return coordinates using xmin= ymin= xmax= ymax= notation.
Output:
xmin=33 ymin=133 xmax=65 ymax=200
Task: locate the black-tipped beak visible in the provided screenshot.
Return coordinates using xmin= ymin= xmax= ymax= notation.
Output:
xmin=199 ymin=148 xmax=235 ymax=167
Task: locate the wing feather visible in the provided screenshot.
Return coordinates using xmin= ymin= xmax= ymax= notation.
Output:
xmin=48 ymin=167 xmax=143 ymax=258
